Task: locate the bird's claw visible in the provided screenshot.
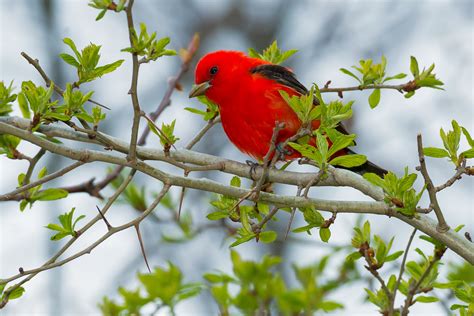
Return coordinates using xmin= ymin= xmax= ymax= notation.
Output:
xmin=246 ymin=160 xmax=261 ymax=180
xmin=276 ymin=142 xmax=293 ymax=159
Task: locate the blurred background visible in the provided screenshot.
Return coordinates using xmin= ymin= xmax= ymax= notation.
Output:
xmin=1 ymin=0 xmax=472 ymax=315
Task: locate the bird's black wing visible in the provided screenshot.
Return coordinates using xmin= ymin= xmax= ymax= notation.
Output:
xmin=250 ymin=64 xmax=351 ymax=137
xmin=250 ymin=64 xmax=309 ymax=96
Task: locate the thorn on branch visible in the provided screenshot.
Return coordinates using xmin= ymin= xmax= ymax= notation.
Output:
xmin=134 ymin=224 xmax=151 ymax=273
xmin=465 ymin=232 xmax=472 ymax=243
xmin=96 ymin=206 xmax=113 ymax=230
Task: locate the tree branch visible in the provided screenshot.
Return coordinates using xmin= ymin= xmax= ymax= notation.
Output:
xmin=0 ymin=120 xmax=472 ymax=263
xmin=390 ymin=228 xmax=417 ymax=314
xmin=0 ymin=184 xmax=169 ymax=288
xmin=319 ymin=81 xmax=417 ymax=95
xmin=125 ymin=0 xmax=141 ymax=162
xmin=0 ymin=161 xmax=85 ymax=201
xmin=416 ymin=134 xmax=449 ymax=232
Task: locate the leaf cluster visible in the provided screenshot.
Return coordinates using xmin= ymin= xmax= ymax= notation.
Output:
xmin=17 ymin=167 xmax=69 ymax=211
xmin=283 ymin=84 xmax=366 ymax=169
xmin=423 ymin=120 xmax=473 ymax=166
xmin=340 ymin=56 xmax=407 ymax=108
xmin=88 ymin=0 xmax=126 ymax=21
xmin=346 ymin=221 xmax=403 ymax=268
xmin=121 ymin=23 xmax=176 ymax=62
xmin=45 ymin=207 xmax=85 ymax=240
xmin=205 ymin=250 xmax=351 ymax=315
xmin=405 ymin=56 xmax=444 ymax=98
xmin=185 ymin=95 xmax=219 ymax=121
xmin=292 ymin=206 xmax=332 ymax=242
xmin=248 ymin=40 xmax=298 ymax=65
xmin=60 ymin=38 xmax=124 ymax=85
xmin=98 ymin=263 xmax=202 ymax=315
xmin=364 ymin=167 xmax=424 ymax=216
xmin=0 ymin=80 xmax=16 ymax=116
xmin=207 ymin=176 xmax=277 ymax=247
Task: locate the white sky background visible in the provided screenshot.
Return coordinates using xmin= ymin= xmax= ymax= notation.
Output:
xmin=0 ymin=0 xmax=473 ymax=315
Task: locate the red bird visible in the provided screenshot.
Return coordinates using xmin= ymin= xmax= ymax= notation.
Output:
xmin=189 ymin=50 xmax=386 ymax=176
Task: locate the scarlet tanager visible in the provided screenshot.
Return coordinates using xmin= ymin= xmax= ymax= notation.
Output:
xmin=189 ymin=50 xmax=386 ymax=176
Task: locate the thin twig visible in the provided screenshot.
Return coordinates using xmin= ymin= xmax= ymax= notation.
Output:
xmin=125 ymin=0 xmax=141 ymax=162
xmin=436 ymin=159 xmax=468 ymax=192
xmin=319 ymin=81 xmax=417 ymax=94
xmin=137 ymin=33 xmax=200 ymax=146
xmin=285 ymin=186 xmax=303 ymax=239
xmin=185 ymin=116 xmax=221 ymax=150
xmin=390 ymin=228 xmax=417 ymax=315
xmin=20 ymin=52 xmax=110 ymax=110
xmin=303 ymin=168 xmax=325 ymax=198
xmin=1 ymin=120 xmax=473 ymax=264
xmin=253 ymin=206 xmax=280 ymax=234
xmin=0 ymin=161 xmax=85 ymax=201
xmin=0 ymin=169 xmax=137 ymax=307
xmin=22 ymin=148 xmax=46 ymax=186
xmin=416 ymin=134 xmax=449 ymax=232
xmin=0 ymin=184 xmax=169 ymax=292
xmin=401 ymin=252 xmax=443 ymax=316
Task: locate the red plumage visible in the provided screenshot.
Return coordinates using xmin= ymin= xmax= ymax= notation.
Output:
xmin=192 ymin=51 xmax=311 ymax=160
xmin=189 ymin=50 xmax=386 ymax=176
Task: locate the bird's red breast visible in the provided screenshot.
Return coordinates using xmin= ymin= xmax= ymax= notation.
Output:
xmin=191 ymin=50 xmax=314 ymax=161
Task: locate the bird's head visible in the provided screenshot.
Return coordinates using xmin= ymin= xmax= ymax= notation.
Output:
xmin=189 ymin=50 xmax=249 ymax=99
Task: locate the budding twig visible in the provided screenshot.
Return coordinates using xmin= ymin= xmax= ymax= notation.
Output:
xmin=416 ymin=134 xmax=449 ymax=232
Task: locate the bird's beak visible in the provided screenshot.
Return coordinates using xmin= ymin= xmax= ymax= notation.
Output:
xmin=189 ymin=81 xmax=211 ymax=98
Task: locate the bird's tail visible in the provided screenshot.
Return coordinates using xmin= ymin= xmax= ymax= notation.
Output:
xmin=341 ymin=149 xmax=388 ymax=178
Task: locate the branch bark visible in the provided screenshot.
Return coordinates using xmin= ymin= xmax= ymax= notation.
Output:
xmin=0 ymin=119 xmax=472 ymax=264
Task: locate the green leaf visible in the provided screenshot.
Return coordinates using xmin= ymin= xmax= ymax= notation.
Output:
xmin=319 ymin=301 xmax=344 ymax=312
xmin=404 ymin=91 xmax=415 ymax=98
xmin=259 ymin=231 xmax=277 ymax=243
xmin=383 ymin=73 xmax=407 ymax=82
xmin=461 ymin=127 xmax=474 ymax=147
xmin=329 ymin=154 xmax=367 ymax=168
xmin=206 ymin=211 xmax=228 ymax=220
xmin=63 ymin=38 xmax=82 ymax=62
xmin=461 ymin=148 xmax=474 ymax=159
xmin=230 ymin=233 xmax=256 ymax=247
xmin=340 ymin=68 xmax=362 ymax=84
xmin=346 ymin=251 xmax=363 ymax=262
xmin=32 ymin=188 xmax=68 ymax=201
xmin=8 ymin=286 xmax=25 ymax=300
xmin=410 ymin=56 xmax=419 ymax=77
xmin=327 ymin=133 xmax=356 ymax=157
xmin=415 ymin=296 xmax=439 ymax=303
xmin=319 ymin=228 xmax=331 ymax=242
xmin=292 ymin=224 xmax=317 ymax=234
xmin=385 ymin=250 xmax=404 ymax=262
xmin=17 ymin=92 xmax=30 ymax=119
xmin=230 ymin=176 xmax=241 ymax=187
xmin=454 ymin=224 xmax=465 ymax=233
xmin=368 ymin=89 xmax=381 ymax=109
xmin=302 ymin=207 xmax=324 ymax=226
xmin=95 ymin=8 xmax=107 ymax=21
xmin=59 ymin=53 xmax=80 ymax=67
xmin=94 ymin=59 xmax=125 ymax=78
xmin=423 ymin=147 xmax=450 ymax=158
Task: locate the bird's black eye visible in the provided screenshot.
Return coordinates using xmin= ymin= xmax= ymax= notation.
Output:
xmin=209 ymin=66 xmax=218 ymax=75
